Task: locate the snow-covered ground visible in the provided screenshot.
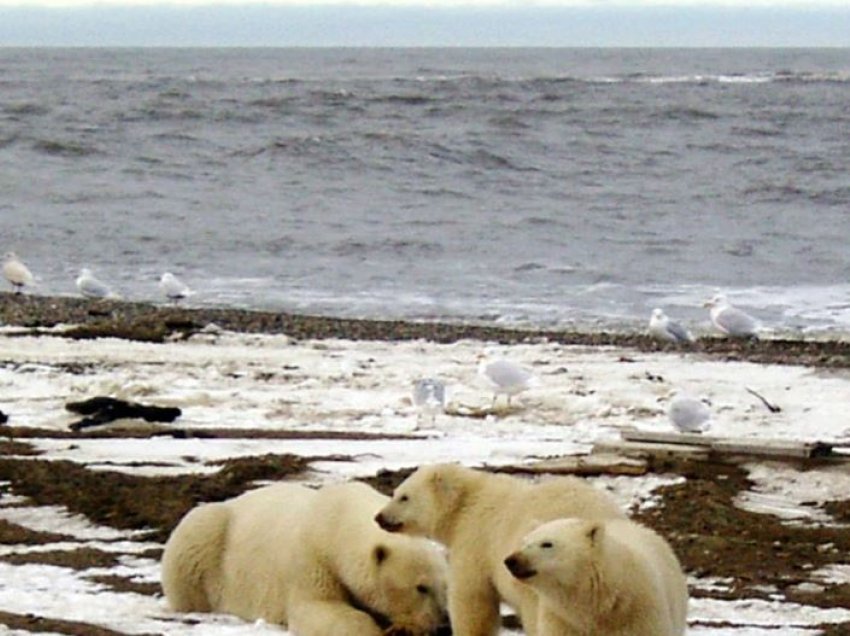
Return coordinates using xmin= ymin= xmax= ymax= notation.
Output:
xmin=1 ymin=327 xmax=849 ymax=634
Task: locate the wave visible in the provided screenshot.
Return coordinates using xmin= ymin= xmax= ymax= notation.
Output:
xmin=332 ymin=238 xmax=443 ymax=258
xmin=32 ymin=138 xmax=102 ymax=158
xmin=407 ymin=70 xmax=850 ymax=88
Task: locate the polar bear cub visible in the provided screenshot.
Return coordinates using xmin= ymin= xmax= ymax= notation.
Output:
xmin=161 ymin=481 xmax=448 ymax=636
xmin=375 ymin=463 xmax=625 ymax=636
xmin=504 ymin=518 xmax=688 ymax=636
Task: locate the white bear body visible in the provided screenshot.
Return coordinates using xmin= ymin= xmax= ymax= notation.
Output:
xmin=374 ymin=463 xmax=625 ymax=636
xmin=505 ymin=518 xmax=688 ymax=636
xmin=161 ymin=481 xmax=448 ymax=636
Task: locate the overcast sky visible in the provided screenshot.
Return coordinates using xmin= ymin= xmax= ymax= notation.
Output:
xmin=0 ymin=1 xmax=848 ymax=47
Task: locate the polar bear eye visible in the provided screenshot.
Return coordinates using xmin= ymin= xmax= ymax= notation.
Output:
xmin=540 ymin=541 xmax=554 ymax=549
xmin=399 ymin=494 xmax=409 ymax=503
xmin=416 ymin=584 xmax=430 ymax=595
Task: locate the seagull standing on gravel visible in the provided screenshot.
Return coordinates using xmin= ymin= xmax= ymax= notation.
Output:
xmin=649 ymin=308 xmax=694 ymax=344
xmin=75 ymin=268 xmax=115 ymax=299
xmin=3 ymin=252 xmax=34 ymax=294
xmin=412 ymin=378 xmax=447 ymax=426
xmin=705 ymin=294 xmax=759 ymax=338
xmin=668 ymin=393 xmax=712 ymax=434
xmin=478 ymin=355 xmax=537 ymax=408
xmin=159 ymin=272 xmax=192 ymax=303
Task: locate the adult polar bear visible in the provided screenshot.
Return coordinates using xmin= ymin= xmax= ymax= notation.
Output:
xmin=505 ymin=518 xmax=688 ymax=635
xmin=162 ymin=481 xmax=448 ymax=636
xmin=374 ymin=463 xmax=625 ymax=636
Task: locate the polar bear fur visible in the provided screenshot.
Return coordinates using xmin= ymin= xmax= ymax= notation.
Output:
xmin=161 ymin=481 xmax=448 ymax=636
xmin=504 ymin=518 xmax=688 ymax=636
xmin=374 ymin=463 xmax=625 ymax=636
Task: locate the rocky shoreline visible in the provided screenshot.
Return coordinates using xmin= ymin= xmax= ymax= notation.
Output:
xmin=3 ymin=292 xmax=850 ymax=368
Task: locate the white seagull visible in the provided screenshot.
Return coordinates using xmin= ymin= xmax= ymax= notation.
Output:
xmin=649 ymin=308 xmax=694 ymax=344
xmin=75 ymin=268 xmax=115 ymax=299
xmin=705 ymin=294 xmax=759 ymax=338
xmin=412 ymin=378 xmax=447 ymax=427
xmin=668 ymin=394 xmax=712 ymax=434
xmin=478 ymin=355 xmax=537 ymax=408
xmin=2 ymin=252 xmax=34 ymax=294
xmin=159 ymin=272 xmax=192 ymax=303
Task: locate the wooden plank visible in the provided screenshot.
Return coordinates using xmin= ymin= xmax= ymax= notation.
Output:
xmin=592 ymin=440 xmax=711 ymax=461
xmin=620 ymin=427 xmax=717 ymax=446
xmin=619 ymin=426 xmax=835 ymax=459
xmin=495 ymin=453 xmax=648 ymax=477
xmin=712 ymin=439 xmax=833 ymax=459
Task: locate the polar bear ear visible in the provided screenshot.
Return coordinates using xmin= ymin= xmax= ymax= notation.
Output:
xmin=586 ymin=522 xmax=604 ymax=546
xmin=373 ymin=545 xmax=390 ymax=565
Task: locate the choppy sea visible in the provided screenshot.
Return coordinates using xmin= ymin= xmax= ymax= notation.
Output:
xmin=2 ymin=47 xmax=850 ymax=334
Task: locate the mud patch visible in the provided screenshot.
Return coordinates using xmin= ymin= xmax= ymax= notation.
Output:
xmin=0 ymin=546 xmax=120 ymax=570
xmin=85 ymin=574 xmax=161 ymax=597
xmin=0 ymin=610 xmax=158 ymax=636
xmin=632 ymin=458 xmax=850 ymax=609
xmin=0 ymin=453 xmax=313 ymax=541
xmin=0 ymin=518 xmax=74 ymax=544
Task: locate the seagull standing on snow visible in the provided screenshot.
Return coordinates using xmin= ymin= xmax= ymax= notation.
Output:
xmin=2 ymin=252 xmax=34 ymax=294
xmin=478 ymin=355 xmax=537 ymax=408
xmin=668 ymin=394 xmax=712 ymax=434
xmin=705 ymin=294 xmax=759 ymax=338
xmin=412 ymin=378 xmax=446 ymax=427
xmin=159 ymin=272 xmax=192 ymax=303
xmin=649 ymin=308 xmax=694 ymax=344
xmin=75 ymin=268 xmax=115 ymax=299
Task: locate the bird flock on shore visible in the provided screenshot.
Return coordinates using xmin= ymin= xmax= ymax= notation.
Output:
xmin=3 ymin=251 xmax=192 ymax=304
xmin=5 ymin=249 xmax=762 ymax=437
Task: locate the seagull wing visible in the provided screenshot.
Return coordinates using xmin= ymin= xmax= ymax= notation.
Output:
xmin=715 ymin=306 xmax=758 ymax=336
xmin=78 ymin=276 xmax=111 ymax=298
xmin=665 ymin=320 xmax=693 ymax=343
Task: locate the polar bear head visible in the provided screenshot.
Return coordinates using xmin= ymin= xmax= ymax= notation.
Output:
xmin=359 ymin=539 xmax=449 ymax=634
xmin=375 ymin=464 xmax=469 ymax=539
xmin=504 ymin=518 xmax=602 ymax=604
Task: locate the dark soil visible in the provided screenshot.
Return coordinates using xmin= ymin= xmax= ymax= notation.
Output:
xmin=0 ymin=452 xmax=313 ymax=542
xmin=0 ymin=611 xmax=158 ymax=636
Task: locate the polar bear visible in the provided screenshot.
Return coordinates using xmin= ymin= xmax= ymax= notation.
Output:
xmin=504 ymin=518 xmax=688 ymax=636
xmin=161 ymin=481 xmax=448 ymax=636
xmin=374 ymin=463 xmax=625 ymax=636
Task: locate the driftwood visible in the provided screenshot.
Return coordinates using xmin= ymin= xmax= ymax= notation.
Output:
xmin=603 ymin=426 xmax=840 ymax=460
xmin=492 ymin=453 xmax=648 ymax=477
xmin=66 ymin=397 xmax=181 ymax=431
xmin=745 ymin=386 xmax=782 ymax=413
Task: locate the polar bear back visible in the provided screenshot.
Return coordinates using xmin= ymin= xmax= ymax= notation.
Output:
xmin=604 ymin=519 xmax=689 ymax=635
xmin=216 ymin=483 xmax=317 ymax=621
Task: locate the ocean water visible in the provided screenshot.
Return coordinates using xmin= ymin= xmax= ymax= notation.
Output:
xmin=1 ymin=47 xmax=850 ymax=333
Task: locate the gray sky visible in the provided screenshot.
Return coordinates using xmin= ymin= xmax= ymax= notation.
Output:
xmin=0 ymin=2 xmax=848 ymax=47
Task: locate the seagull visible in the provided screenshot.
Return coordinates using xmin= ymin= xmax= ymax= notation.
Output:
xmin=668 ymin=394 xmax=712 ymax=434
xmin=75 ymin=268 xmax=114 ymax=299
xmin=704 ymin=294 xmax=759 ymax=338
xmin=2 ymin=252 xmax=34 ymax=294
xmin=412 ymin=378 xmax=447 ymax=427
xmin=649 ymin=308 xmax=694 ymax=344
xmin=159 ymin=272 xmax=192 ymax=303
xmin=478 ymin=355 xmax=536 ymax=408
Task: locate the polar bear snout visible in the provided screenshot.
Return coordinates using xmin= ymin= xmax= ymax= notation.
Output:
xmin=504 ymin=553 xmax=537 ymax=580
xmin=375 ymin=511 xmax=403 ymax=532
